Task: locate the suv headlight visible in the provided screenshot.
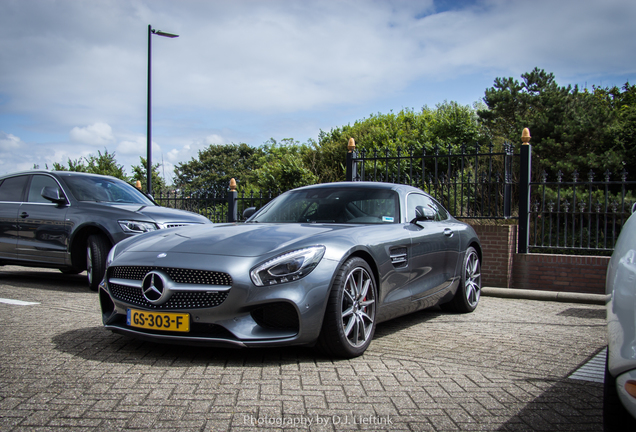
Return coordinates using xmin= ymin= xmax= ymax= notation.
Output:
xmin=250 ymin=246 xmax=325 ymax=286
xmin=118 ymin=220 xmax=158 ymax=234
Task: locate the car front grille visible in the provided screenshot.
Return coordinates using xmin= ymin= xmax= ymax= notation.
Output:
xmin=107 ymin=266 xmax=231 ymax=310
xmin=160 ymin=222 xmax=199 ymax=229
xmin=109 ymin=266 xmax=232 ymax=286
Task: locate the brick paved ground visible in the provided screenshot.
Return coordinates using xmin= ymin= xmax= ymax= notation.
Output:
xmin=0 ymin=266 xmax=607 ymax=431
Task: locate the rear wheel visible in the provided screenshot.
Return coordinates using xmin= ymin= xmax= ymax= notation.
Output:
xmin=317 ymin=257 xmax=377 ymax=358
xmin=443 ymin=246 xmax=481 ymax=313
xmin=86 ymin=234 xmax=110 ymax=292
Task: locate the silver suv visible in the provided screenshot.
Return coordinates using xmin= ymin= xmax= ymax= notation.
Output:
xmin=0 ymin=170 xmax=211 ymax=290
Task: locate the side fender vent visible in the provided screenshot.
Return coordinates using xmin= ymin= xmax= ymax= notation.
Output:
xmin=390 ymin=247 xmax=408 ymax=268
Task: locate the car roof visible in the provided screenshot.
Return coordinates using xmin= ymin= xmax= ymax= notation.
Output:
xmin=292 ymin=181 xmax=426 ymax=195
xmin=0 ymin=170 xmax=121 ymax=181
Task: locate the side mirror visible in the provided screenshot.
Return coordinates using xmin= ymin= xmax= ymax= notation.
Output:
xmin=41 ymin=186 xmax=67 ymax=205
xmin=632 ymin=202 xmax=636 ymax=214
xmin=243 ymin=207 xmax=257 ymax=219
xmin=410 ymin=205 xmax=435 ymax=224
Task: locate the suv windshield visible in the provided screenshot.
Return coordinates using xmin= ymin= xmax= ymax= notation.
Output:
xmin=250 ymin=187 xmax=399 ymax=224
xmin=63 ymin=176 xmax=155 ymax=205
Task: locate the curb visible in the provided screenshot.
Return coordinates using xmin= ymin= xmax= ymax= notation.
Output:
xmin=482 ymin=287 xmax=607 ymax=305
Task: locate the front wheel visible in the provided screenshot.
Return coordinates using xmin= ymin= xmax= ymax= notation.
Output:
xmin=317 ymin=257 xmax=377 ymax=358
xmin=86 ymin=234 xmax=110 ymax=292
xmin=443 ymin=246 xmax=481 ymax=313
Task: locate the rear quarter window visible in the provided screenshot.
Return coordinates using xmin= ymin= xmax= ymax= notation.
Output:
xmin=0 ymin=176 xmax=29 ymax=202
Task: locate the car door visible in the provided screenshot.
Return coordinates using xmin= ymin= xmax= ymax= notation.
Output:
xmin=406 ymin=193 xmax=461 ymax=301
xmin=17 ymin=174 xmax=70 ymax=265
xmin=0 ymin=175 xmax=29 ymax=260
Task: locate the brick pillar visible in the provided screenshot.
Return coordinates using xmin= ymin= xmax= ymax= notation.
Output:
xmin=469 ymin=224 xmax=517 ymax=288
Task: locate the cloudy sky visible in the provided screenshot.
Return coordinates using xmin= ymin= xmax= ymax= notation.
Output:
xmin=1 ymin=0 xmax=635 ymax=184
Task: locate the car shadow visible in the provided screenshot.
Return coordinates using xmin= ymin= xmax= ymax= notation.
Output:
xmin=0 ymin=267 xmax=88 ymax=293
xmin=51 ymin=307 xmax=446 ymax=365
xmin=51 ymin=326 xmax=321 ymax=366
xmin=495 ymin=348 xmax=607 ymax=430
xmin=373 ymin=306 xmax=445 ymax=340
xmin=494 ymin=378 xmax=603 ymax=430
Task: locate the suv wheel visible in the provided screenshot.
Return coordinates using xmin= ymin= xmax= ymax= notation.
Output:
xmin=87 ymin=234 xmax=110 ymax=292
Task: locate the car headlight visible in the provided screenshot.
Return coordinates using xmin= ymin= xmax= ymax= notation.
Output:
xmin=119 ymin=220 xmax=158 ymax=234
xmin=250 ymin=246 xmax=326 ymax=286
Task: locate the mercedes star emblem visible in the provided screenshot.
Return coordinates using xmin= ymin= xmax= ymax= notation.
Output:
xmin=141 ymin=270 xmax=172 ymax=305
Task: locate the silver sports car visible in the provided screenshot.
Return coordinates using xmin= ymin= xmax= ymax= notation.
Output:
xmin=99 ymin=182 xmax=482 ymax=358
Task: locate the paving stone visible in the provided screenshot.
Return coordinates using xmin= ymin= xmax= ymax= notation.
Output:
xmin=0 ymin=266 xmax=607 ymax=431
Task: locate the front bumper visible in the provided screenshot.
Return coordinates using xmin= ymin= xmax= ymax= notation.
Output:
xmin=616 ymin=369 xmax=636 ymax=421
xmin=99 ymin=252 xmax=338 ymax=348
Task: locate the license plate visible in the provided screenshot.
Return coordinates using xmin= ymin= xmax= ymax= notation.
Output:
xmin=127 ymin=309 xmax=190 ymax=332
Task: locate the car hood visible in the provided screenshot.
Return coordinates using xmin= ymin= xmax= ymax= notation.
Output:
xmin=93 ymin=202 xmax=209 ymax=223
xmin=120 ymin=223 xmax=349 ymax=257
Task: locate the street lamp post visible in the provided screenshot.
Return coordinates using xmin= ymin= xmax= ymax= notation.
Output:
xmin=147 ymin=24 xmax=178 ymax=196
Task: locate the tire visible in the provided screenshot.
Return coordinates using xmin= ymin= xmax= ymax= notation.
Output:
xmin=86 ymin=234 xmax=110 ymax=292
xmin=603 ymin=348 xmax=636 ymax=431
xmin=317 ymin=257 xmax=377 ymax=358
xmin=443 ymin=246 xmax=481 ymax=313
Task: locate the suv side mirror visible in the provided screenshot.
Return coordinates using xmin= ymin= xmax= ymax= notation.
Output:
xmin=410 ymin=205 xmax=435 ymax=224
xmin=243 ymin=207 xmax=257 ymax=219
xmin=41 ymin=186 xmax=67 ymax=205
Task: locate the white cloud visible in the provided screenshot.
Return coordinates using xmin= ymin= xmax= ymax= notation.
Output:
xmin=0 ymin=131 xmax=29 ymax=174
xmin=164 ymin=134 xmax=227 ymax=165
xmin=0 ymin=0 xmax=635 ymax=180
xmin=70 ymin=122 xmax=115 ymax=146
xmin=0 ymin=131 xmax=21 ymax=151
xmin=116 ymin=136 xmax=149 ymax=156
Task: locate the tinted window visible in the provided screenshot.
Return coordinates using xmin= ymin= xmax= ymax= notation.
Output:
xmin=407 ymin=193 xmax=449 ymax=221
xmin=251 ymin=188 xmax=399 ymax=224
xmin=0 ymin=176 xmax=29 ymax=202
xmin=27 ymin=175 xmax=62 ymax=203
xmin=63 ymin=175 xmax=154 ymax=205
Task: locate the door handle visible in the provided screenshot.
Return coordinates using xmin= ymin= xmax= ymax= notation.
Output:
xmin=444 ymin=228 xmax=454 ymax=237
xmin=20 ymin=212 xmax=29 ymax=219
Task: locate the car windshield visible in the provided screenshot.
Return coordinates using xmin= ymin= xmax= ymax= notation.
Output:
xmin=63 ymin=176 xmax=155 ymax=205
xmin=249 ymin=187 xmax=399 ymax=224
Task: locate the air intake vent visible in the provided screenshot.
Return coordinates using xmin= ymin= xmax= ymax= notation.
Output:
xmin=390 ymin=247 xmax=408 ymax=268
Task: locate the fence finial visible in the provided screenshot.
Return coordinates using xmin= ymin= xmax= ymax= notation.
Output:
xmin=135 ymin=180 xmax=142 ymax=190
xmin=348 ymin=138 xmax=356 ymax=153
xmin=521 ymin=128 xmax=531 ymax=145
xmin=229 ymin=178 xmax=237 ymax=192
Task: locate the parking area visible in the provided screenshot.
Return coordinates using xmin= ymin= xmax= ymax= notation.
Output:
xmin=0 ymin=266 xmax=607 ymax=431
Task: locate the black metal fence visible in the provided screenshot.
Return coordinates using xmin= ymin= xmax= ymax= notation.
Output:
xmin=346 ymin=137 xmax=635 ymax=254
xmin=347 ymin=143 xmax=517 ymax=220
xmin=154 ymin=188 xmax=280 ymax=224
xmin=528 ymin=169 xmax=635 ymax=255
xmin=153 ymin=190 xmax=227 ymax=222
xmin=153 ymin=134 xmax=634 ymax=255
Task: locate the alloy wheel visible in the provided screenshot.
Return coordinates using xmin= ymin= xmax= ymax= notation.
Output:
xmin=340 ymin=266 xmax=376 ymax=348
xmin=464 ymin=250 xmax=481 ymax=308
xmin=86 ymin=246 xmax=93 ymax=285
